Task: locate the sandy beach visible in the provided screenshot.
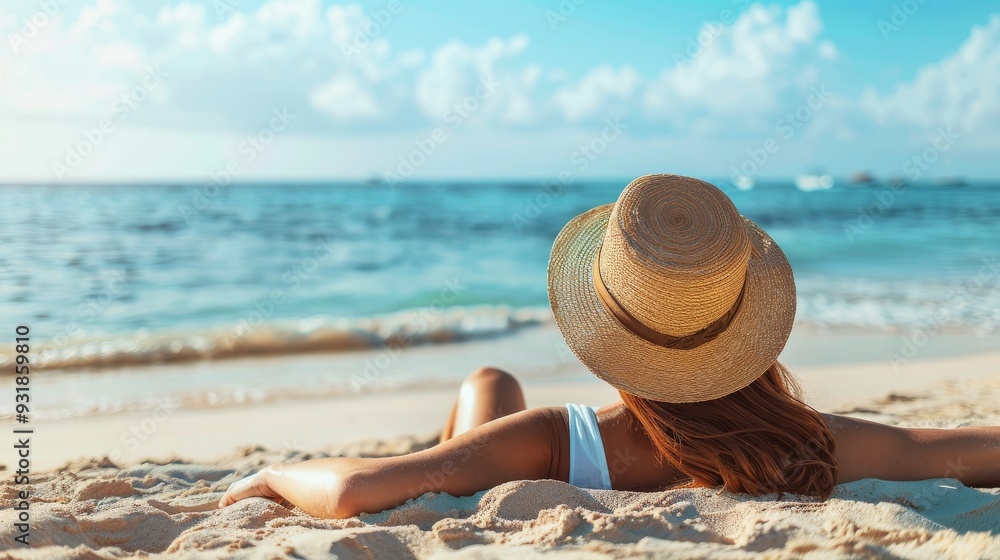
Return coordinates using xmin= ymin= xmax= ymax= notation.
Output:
xmin=1 ymin=328 xmax=999 ymax=559
xmin=4 ymin=325 xmax=999 ymax=471
xmin=0 ymin=0 xmax=1000 ymax=560
xmin=3 ymin=0 xmax=999 ymax=556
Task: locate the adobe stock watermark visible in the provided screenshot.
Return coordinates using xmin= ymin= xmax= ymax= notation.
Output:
xmin=887 ymin=254 xmax=998 ymax=372
xmin=779 ymin=428 xmax=970 ymax=511
xmin=177 ymin=107 xmax=296 ymax=221
xmin=213 ymin=0 xmax=244 ymax=19
xmin=409 ymin=433 xmax=474 ymax=498
xmin=545 ymin=0 xmax=586 ymax=31
xmin=6 ymin=0 xmax=70 ymax=54
xmin=107 ymin=398 xmax=179 ymax=464
xmin=339 ymin=1 xmax=403 ymax=62
xmin=843 ymin=126 xmax=959 ymax=243
xmin=510 ymin=116 xmax=627 ymax=233
xmin=382 ymin=75 xmax=499 ymax=189
xmin=673 ymin=0 xmax=750 ymax=68
xmin=878 ymin=0 xmax=930 ymax=40
xmin=35 ymin=270 xmax=130 ymax=369
xmin=729 ymin=84 xmax=832 ymax=187
xmin=604 ymin=442 xmax=640 ymax=488
xmin=52 ymin=65 xmax=168 ymax=181
xmin=348 ymin=279 xmax=466 ymax=391
xmin=553 ymin=322 xmax=600 ymax=366
xmin=405 ymin=400 xmax=510 ymax=498
xmin=904 ymin=459 xmax=971 ymax=510
xmin=406 ymin=410 xmax=636 ymax=497
xmin=218 ymin=232 xmax=335 ymax=353
xmin=278 ymin=437 xmax=301 ymax=454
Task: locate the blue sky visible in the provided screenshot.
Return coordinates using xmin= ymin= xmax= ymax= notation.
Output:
xmin=0 ymin=0 xmax=997 ymax=182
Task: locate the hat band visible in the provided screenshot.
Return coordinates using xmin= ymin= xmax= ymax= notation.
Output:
xmin=592 ymin=246 xmax=747 ymax=350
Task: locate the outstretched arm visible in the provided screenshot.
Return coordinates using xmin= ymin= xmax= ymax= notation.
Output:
xmin=826 ymin=413 xmax=1000 ymax=486
xmin=219 ymin=406 xmax=569 ymax=518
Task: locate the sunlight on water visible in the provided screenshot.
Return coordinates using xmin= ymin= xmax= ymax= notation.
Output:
xmin=0 ymin=180 xmax=998 ymax=372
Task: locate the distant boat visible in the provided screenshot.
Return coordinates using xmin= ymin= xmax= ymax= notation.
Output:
xmin=849 ymin=171 xmax=876 ymax=186
xmin=934 ymin=176 xmax=967 ymax=187
xmin=731 ymin=175 xmax=754 ymax=191
xmin=794 ymin=173 xmax=834 ymax=191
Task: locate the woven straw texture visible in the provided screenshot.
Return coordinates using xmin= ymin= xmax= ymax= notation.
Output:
xmin=547 ymin=174 xmax=796 ymax=403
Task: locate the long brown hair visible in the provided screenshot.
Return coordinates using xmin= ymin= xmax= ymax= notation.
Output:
xmin=620 ymin=361 xmax=837 ymax=499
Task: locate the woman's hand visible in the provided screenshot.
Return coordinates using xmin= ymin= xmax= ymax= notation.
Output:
xmin=218 ymin=464 xmax=292 ymax=509
xmin=217 ymin=458 xmax=369 ymax=518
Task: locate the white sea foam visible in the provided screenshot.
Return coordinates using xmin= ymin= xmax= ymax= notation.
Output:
xmin=0 ymin=305 xmax=555 ymax=373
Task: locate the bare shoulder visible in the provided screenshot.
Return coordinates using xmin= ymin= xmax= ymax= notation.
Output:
xmin=595 ymin=401 xmax=685 ymax=490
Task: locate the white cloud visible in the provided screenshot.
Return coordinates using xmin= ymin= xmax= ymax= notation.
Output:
xmin=6 ymin=0 xmax=995 ymax=183
xmin=0 ymin=0 xmax=421 ymax=127
xmin=155 ymin=2 xmax=206 ymax=50
xmin=69 ymin=0 xmax=117 ymax=39
xmin=254 ymin=0 xmax=323 ymax=40
xmin=817 ymin=39 xmax=838 ymax=60
xmin=92 ymin=39 xmax=144 ymax=67
xmin=859 ymin=15 xmax=1000 ymax=135
xmin=643 ymin=0 xmax=832 ymax=128
xmin=554 ymin=65 xmax=640 ymax=122
xmin=503 ymin=65 xmax=543 ymax=124
xmin=1 ymin=2 xmax=152 ymax=118
xmin=324 ymin=4 xmax=366 ymax=45
xmin=310 ymin=71 xmax=381 ymax=121
xmin=0 ymin=12 xmax=16 ymax=31
xmin=398 ymin=49 xmax=425 ymax=68
xmin=0 ymin=0 xmax=841 ymax=134
xmin=547 ymin=68 xmax=569 ymax=82
xmin=785 ymin=0 xmax=821 ymax=43
xmin=413 ymin=34 xmax=531 ymax=123
xmin=207 ymin=12 xmax=245 ymax=53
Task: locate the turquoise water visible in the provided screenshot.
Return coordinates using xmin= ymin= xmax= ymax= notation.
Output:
xmin=1 ymin=179 xmax=998 ymax=370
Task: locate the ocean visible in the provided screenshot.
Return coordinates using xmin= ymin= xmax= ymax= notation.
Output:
xmin=2 ymin=179 xmax=999 ymax=375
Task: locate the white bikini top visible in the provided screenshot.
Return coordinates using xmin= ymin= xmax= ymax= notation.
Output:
xmin=565 ymin=403 xmax=613 ymax=490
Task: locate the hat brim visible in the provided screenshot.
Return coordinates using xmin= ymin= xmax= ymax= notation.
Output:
xmin=547 ymin=204 xmax=796 ymax=403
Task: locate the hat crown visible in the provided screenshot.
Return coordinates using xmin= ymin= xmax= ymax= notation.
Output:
xmin=598 ymin=175 xmax=752 ymax=336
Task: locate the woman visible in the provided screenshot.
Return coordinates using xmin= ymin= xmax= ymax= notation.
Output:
xmin=219 ymin=174 xmax=1000 ymax=519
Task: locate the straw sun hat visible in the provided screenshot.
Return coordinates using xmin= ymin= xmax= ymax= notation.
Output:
xmin=547 ymin=174 xmax=796 ymax=403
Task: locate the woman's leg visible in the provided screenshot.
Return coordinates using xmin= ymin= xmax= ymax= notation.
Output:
xmin=439 ymin=366 xmax=527 ymax=444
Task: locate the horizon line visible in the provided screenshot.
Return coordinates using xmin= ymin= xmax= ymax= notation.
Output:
xmin=0 ymin=175 xmax=995 ymax=187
